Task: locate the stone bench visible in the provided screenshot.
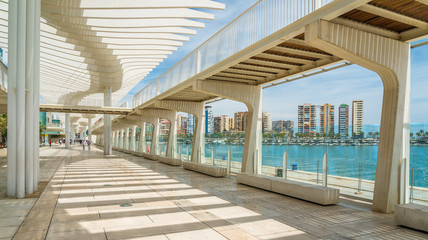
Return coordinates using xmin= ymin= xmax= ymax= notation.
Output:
xmin=182 ymin=161 xmax=227 ymax=177
xmin=156 ymin=156 xmax=182 ymax=166
xmin=131 ymin=151 xmax=157 ymax=161
xmin=236 ymin=173 xmax=339 ymax=205
xmin=395 ymin=203 xmax=428 ymax=232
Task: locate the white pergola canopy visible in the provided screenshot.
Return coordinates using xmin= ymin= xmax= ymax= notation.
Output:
xmin=0 ymin=0 xmax=225 ymax=107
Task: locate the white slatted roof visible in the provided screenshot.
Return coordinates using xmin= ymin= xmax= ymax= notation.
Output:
xmin=0 ymin=0 xmax=225 ymax=107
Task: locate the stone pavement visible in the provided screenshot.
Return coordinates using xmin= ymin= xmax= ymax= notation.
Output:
xmin=3 ymin=145 xmax=428 ymax=239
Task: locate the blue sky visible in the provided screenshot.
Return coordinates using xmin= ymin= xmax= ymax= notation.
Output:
xmin=120 ymin=0 xmax=428 ymax=125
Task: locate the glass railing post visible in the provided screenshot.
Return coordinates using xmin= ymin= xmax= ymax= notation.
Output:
xmin=410 ymin=168 xmax=414 ymax=203
xmin=283 ymin=151 xmax=287 ymax=180
xmin=227 ymin=148 xmax=231 ymax=175
xmin=322 ymin=153 xmax=328 ymax=187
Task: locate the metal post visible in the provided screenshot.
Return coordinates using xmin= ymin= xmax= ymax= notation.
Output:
xmin=211 ymin=147 xmax=215 ymax=166
xmin=358 ymin=162 xmax=362 ymax=193
xmin=187 ymin=146 xmax=189 ymax=162
xmin=283 ymin=151 xmax=287 ymax=180
xmin=322 ymin=153 xmax=328 ymax=187
xmin=254 ymin=150 xmax=257 ymax=174
xmin=317 ymin=159 xmax=320 ymax=184
xmin=227 ymin=148 xmax=231 ymax=175
xmin=410 ymin=168 xmax=414 ymax=203
xmin=178 ymin=145 xmax=182 ymax=160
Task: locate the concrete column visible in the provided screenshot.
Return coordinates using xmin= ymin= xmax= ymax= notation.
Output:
xmin=166 ymin=117 xmax=178 ymax=159
xmin=112 ymin=131 xmax=116 ymax=148
xmin=153 ymin=100 xmax=205 ymax=163
xmin=65 ymin=113 xmax=70 ymax=149
xmin=124 ymin=127 xmax=130 ymax=150
xmin=138 ymin=123 xmax=146 ymax=152
xmin=150 ymin=120 xmax=160 ymax=155
xmin=88 ymin=118 xmax=92 ymax=142
xmin=193 ymin=80 xmax=262 ymax=173
xmin=306 ymin=20 xmax=411 ymax=213
xmin=103 ymin=86 xmax=112 ymax=155
xmin=7 ymin=0 xmax=40 ymax=198
xmin=130 ymin=126 xmax=137 ymax=151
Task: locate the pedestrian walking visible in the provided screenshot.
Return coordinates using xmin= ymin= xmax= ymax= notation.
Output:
xmin=87 ymin=140 xmax=91 ymax=150
xmin=82 ymin=140 xmax=86 ymax=150
xmin=49 ymin=140 xmax=52 ymax=147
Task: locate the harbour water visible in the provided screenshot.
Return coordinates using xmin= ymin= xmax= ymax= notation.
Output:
xmin=171 ymin=143 xmax=428 ymax=188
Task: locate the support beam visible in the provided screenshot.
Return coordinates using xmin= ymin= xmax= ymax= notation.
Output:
xmin=306 ymin=20 xmax=411 ymax=213
xmin=7 ymin=0 xmax=41 ymax=198
xmin=193 ymin=80 xmax=262 ymax=173
xmin=103 ymin=86 xmax=112 ymax=155
xmin=65 ymin=113 xmax=70 ymax=149
xmin=87 ymin=118 xmax=92 ymax=143
xmin=154 ymin=100 xmax=205 ymax=163
xmin=138 ymin=123 xmax=146 ymax=153
xmin=151 ymin=119 xmax=160 ymax=155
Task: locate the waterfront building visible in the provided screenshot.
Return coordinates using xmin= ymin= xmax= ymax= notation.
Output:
xmin=262 ymin=112 xmax=271 ymax=132
xmin=229 ymin=118 xmax=235 ymax=131
xmin=180 ymin=115 xmax=188 ymax=133
xmin=187 ymin=114 xmax=195 ymax=135
xmin=320 ymin=104 xmax=335 ymax=134
xmin=298 ymin=104 xmax=316 ymax=134
xmin=272 ymin=120 xmax=294 ymax=133
xmin=339 ymin=104 xmax=349 ymax=136
xmin=205 ymin=106 xmax=214 ymax=134
xmin=234 ymin=112 xmax=248 ymax=132
xmin=159 ymin=119 xmax=170 ymax=136
xmin=352 ymin=100 xmax=364 ymax=135
xmin=214 ymin=115 xmax=231 ymax=133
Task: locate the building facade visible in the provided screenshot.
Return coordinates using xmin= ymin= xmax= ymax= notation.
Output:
xmin=213 ymin=115 xmax=232 ymax=133
xmin=339 ymin=104 xmax=349 ymax=136
xmin=352 ymin=100 xmax=364 ymax=135
xmin=187 ymin=113 xmax=195 ymax=135
xmin=205 ymin=106 xmax=214 ymax=134
xmin=298 ymin=104 xmax=316 ymax=134
xmin=272 ymin=120 xmax=294 ymax=133
xmin=262 ymin=112 xmax=271 ymax=133
xmin=320 ymin=103 xmax=335 ymax=134
xmin=234 ymin=111 xmax=248 ymax=132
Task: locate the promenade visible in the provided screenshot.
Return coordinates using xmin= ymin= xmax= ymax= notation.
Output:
xmin=0 ymin=145 xmax=427 ymax=239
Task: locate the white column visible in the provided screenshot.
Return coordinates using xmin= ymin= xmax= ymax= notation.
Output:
xmin=124 ymin=127 xmax=130 ymax=150
xmin=88 ymin=118 xmax=92 ymax=142
xmin=65 ymin=113 xmax=70 ymax=149
xmin=112 ymin=131 xmax=116 ymax=148
xmin=138 ymin=123 xmax=146 ymax=152
xmin=306 ymin=20 xmax=411 ymax=213
xmin=150 ymin=120 xmax=160 ymax=155
xmin=192 ymin=108 xmax=205 ymax=163
xmin=103 ymin=86 xmax=112 ymax=155
xmin=7 ymin=0 xmax=40 ymax=198
xmin=130 ymin=126 xmax=136 ymax=151
xmin=166 ymin=114 xmax=177 ymax=159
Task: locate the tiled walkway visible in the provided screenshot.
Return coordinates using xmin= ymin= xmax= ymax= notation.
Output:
xmin=4 ymin=145 xmax=428 ymax=239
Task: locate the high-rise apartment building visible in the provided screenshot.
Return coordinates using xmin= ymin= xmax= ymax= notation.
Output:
xmin=339 ymin=104 xmax=349 ymax=136
xmin=205 ymin=106 xmax=214 ymax=134
xmin=298 ymin=104 xmax=316 ymax=134
xmin=352 ymin=100 xmax=364 ymax=135
xmin=214 ymin=115 xmax=231 ymax=133
xmin=262 ymin=112 xmax=271 ymax=132
xmin=320 ymin=104 xmax=335 ymax=134
xmin=229 ymin=118 xmax=235 ymax=131
xmin=180 ymin=115 xmax=188 ymax=133
xmin=234 ymin=112 xmax=248 ymax=132
xmin=187 ymin=113 xmax=195 ymax=135
xmin=272 ymin=120 xmax=294 ymax=133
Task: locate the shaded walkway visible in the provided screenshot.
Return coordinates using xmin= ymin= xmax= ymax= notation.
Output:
xmin=11 ymin=146 xmax=428 ymax=239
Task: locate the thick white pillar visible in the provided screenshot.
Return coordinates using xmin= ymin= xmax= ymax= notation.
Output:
xmin=124 ymin=127 xmax=130 ymax=150
xmin=130 ymin=126 xmax=137 ymax=151
xmin=193 ymin=80 xmax=262 ymax=173
xmin=7 ymin=0 xmax=40 ymax=198
xmin=166 ymin=117 xmax=178 ymax=159
xmin=306 ymin=20 xmax=411 ymax=213
xmin=88 ymin=118 xmax=92 ymax=142
xmin=103 ymin=86 xmax=112 ymax=155
xmin=138 ymin=123 xmax=146 ymax=152
xmin=65 ymin=113 xmax=70 ymax=149
xmin=150 ymin=120 xmax=160 ymax=155
xmin=112 ymin=131 xmax=116 ymax=148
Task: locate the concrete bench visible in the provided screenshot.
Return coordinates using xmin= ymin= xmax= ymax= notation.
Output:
xmin=132 ymin=151 xmax=157 ymax=161
xmin=395 ymin=203 xmax=428 ymax=232
xmin=236 ymin=173 xmax=339 ymax=205
xmin=182 ymin=161 xmax=227 ymax=177
xmin=156 ymin=156 xmax=182 ymax=166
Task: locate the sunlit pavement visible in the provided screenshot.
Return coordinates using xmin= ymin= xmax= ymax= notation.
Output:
xmin=5 ymin=145 xmax=428 ymax=240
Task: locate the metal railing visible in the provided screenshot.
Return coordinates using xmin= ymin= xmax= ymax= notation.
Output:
xmin=133 ymin=0 xmax=333 ymax=108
